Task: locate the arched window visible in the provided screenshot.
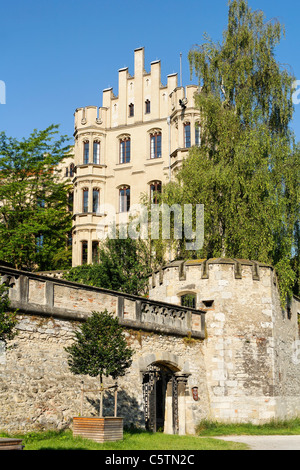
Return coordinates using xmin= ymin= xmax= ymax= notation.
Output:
xmin=150 ymin=180 xmax=162 ymax=204
xmin=129 ymin=103 xmax=134 ymax=117
xmin=181 ymin=293 xmax=196 ymax=309
xmin=119 ymin=185 xmax=130 ymax=213
xmin=145 ymin=99 xmax=150 ymax=114
xmin=184 ymin=122 xmax=191 ymax=148
xmin=83 ymin=141 xmax=89 ymax=164
xmin=150 ymin=131 xmax=161 ymax=159
xmin=93 ymin=140 xmax=100 ymax=164
xmin=119 ymin=137 xmax=131 ymax=164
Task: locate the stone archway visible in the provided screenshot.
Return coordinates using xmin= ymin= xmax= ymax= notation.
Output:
xmin=140 ymin=356 xmax=190 ymax=435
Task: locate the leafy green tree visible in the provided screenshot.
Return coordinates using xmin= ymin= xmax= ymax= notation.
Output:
xmin=65 ymin=234 xmax=151 ymax=296
xmin=65 ymin=310 xmax=134 ymax=416
xmin=0 ymin=125 xmax=72 ymax=271
xmin=0 ymin=283 xmax=17 ymax=345
xmin=162 ymin=0 xmax=300 ymax=303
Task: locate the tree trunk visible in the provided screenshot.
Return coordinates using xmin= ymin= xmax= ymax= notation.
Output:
xmin=99 ymin=374 xmax=103 ymax=418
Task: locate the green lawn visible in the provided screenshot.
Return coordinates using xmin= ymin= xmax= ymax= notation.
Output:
xmin=196 ymin=418 xmax=300 ymax=436
xmin=0 ymin=429 xmax=248 ymax=450
xmin=2 ymin=419 xmax=300 ymax=450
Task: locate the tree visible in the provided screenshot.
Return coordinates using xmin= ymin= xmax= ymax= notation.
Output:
xmin=65 ymin=310 xmax=134 ymax=417
xmin=65 ymin=233 xmax=151 ymax=296
xmin=162 ymin=0 xmax=300 ymax=303
xmin=0 ymin=125 xmax=72 ymax=271
xmin=0 ymin=283 xmax=17 ymax=345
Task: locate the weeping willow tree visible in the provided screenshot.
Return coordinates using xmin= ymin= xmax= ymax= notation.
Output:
xmin=162 ymin=0 xmax=299 ymax=303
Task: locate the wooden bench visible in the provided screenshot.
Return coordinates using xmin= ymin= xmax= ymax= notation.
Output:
xmin=0 ymin=438 xmax=24 ymax=450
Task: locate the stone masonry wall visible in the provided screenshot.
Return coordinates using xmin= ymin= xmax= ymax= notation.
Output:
xmin=149 ymin=258 xmax=300 ymax=424
xmin=0 ymin=265 xmax=207 ymax=434
xmin=0 ymin=313 xmax=208 ymax=434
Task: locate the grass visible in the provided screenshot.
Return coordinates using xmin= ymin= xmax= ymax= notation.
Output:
xmin=2 ymin=419 xmax=300 ymax=450
xmin=0 ymin=428 xmax=248 ymax=451
xmin=196 ymin=418 xmax=300 ymax=436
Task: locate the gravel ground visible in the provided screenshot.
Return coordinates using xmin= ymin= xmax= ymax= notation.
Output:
xmin=218 ymin=435 xmax=300 ymax=450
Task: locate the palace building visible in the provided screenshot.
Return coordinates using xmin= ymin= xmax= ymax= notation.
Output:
xmin=68 ymin=47 xmax=201 ymax=266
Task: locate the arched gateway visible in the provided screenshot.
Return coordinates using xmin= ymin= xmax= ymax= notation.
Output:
xmin=138 ymin=353 xmax=190 ymax=434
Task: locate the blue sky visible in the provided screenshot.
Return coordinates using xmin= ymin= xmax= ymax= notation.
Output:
xmin=1 ymin=0 xmax=300 ymax=142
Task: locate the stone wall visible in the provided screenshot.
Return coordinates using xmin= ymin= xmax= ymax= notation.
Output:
xmin=0 ymin=312 xmax=208 ymax=434
xmin=0 ymin=265 xmax=206 ymax=434
xmin=1 ymin=260 xmax=300 ymax=434
xmin=149 ymin=258 xmax=300 ymax=424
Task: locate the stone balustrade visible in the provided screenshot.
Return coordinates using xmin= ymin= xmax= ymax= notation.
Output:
xmin=0 ymin=265 xmax=206 ymax=339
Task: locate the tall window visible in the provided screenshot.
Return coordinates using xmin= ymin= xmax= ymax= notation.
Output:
xmin=195 ymin=124 xmax=201 ymax=146
xmin=70 ymin=163 xmax=75 ymax=177
xmin=93 ymin=188 xmax=100 ymax=213
xmin=119 ymin=186 xmax=130 ymax=212
xmin=68 ymin=192 xmax=74 ymax=212
xmin=150 ymin=181 xmax=162 ymax=204
xmin=93 ymin=140 xmax=100 ymax=164
xmin=129 ymin=103 xmax=134 ymax=117
xmin=181 ymin=293 xmax=196 ymax=309
xmin=145 ymin=99 xmax=150 ymax=114
xmin=82 ymin=241 xmax=88 ymax=265
xmin=120 ymin=138 xmax=131 ymax=164
xmin=150 ymin=132 xmax=161 ymax=159
xmin=83 ymin=188 xmax=89 ymax=213
xmin=92 ymin=241 xmax=99 ymax=263
xmin=83 ymin=141 xmax=89 ymax=164
xmin=184 ymin=123 xmax=191 ymax=148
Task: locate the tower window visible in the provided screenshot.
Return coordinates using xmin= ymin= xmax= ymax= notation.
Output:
xmin=92 ymin=241 xmax=99 ymax=263
xmin=93 ymin=141 xmax=100 ymax=164
xmin=83 ymin=141 xmax=89 ymax=164
xmin=181 ymin=293 xmax=196 ymax=309
xmin=184 ymin=123 xmax=191 ymax=148
xmin=83 ymin=188 xmax=89 ymax=213
xmin=81 ymin=241 xmax=88 ymax=265
xmin=93 ymin=188 xmax=100 ymax=213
